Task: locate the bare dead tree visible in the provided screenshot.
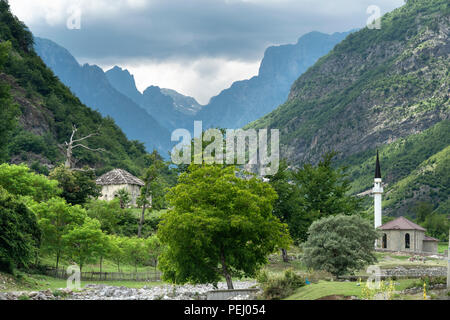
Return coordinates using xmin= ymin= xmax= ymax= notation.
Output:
xmin=63 ymin=125 xmax=106 ymax=169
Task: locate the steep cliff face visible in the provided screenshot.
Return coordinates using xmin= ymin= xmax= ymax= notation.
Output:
xmin=248 ymin=0 xmax=449 ymax=216
xmin=250 ymin=0 xmax=449 ymax=164
xmin=198 ymin=31 xmax=352 ymax=130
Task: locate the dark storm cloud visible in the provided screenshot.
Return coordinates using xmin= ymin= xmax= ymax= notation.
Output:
xmin=22 ymin=0 xmax=405 ymax=64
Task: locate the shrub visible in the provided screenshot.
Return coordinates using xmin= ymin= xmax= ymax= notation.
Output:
xmin=408 ymin=276 xmax=447 ymax=289
xmin=302 ymin=214 xmax=378 ymax=277
xmin=0 ymin=187 xmax=40 ymax=273
xmin=257 ymin=269 xmax=306 ymax=300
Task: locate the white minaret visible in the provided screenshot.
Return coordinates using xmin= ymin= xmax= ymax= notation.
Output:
xmin=373 ymin=151 xmax=383 ymax=229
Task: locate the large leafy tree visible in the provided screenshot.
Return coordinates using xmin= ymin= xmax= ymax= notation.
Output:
xmin=0 ymin=187 xmax=40 ymax=273
xmin=107 ymin=235 xmax=127 ymax=273
xmin=0 ymin=164 xmax=60 ymax=202
xmin=49 ymin=165 xmax=100 ymax=206
xmin=267 ymin=159 xmax=298 ymax=261
xmin=122 ymin=237 xmax=150 ymax=272
xmin=62 ymin=217 xmax=107 ymax=272
xmin=30 ymin=197 xmax=87 ymax=269
xmin=138 ymin=150 xmax=167 ymax=237
xmin=85 ymin=198 xmax=123 ymax=235
xmin=302 ymin=214 xmax=378 ymax=277
xmin=158 ymin=164 xmax=291 ymax=289
xmin=289 ymin=152 xmax=362 ymax=243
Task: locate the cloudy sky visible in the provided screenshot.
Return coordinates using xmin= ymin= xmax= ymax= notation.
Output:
xmin=9 ymin=0 xmax=404 ymax=104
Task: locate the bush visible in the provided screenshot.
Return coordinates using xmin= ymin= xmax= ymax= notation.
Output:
xmin=0 ymin=187 xmax=40 ymax=273
xmin=257 ymin=269 xmax=306 ymax=300
xmin=302 ymin=214 xmax=378 ymax=277
xmin=408 ymin=276 xmax=447 ymax=289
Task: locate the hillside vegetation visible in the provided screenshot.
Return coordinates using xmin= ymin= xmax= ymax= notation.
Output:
xmin=0 ymin=1 xmax=151 ymax=176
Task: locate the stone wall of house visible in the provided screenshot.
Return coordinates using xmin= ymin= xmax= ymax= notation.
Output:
xmin=423 ymin=241 xmax=438 ymax=253
xmin=379 ymin=229 xmax=425 ymax=253
xmin=99 ymin=184 xmax=142 ymax=207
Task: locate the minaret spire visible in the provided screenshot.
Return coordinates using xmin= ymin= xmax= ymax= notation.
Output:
xmin=375 ymin=150 xmax=382 ymax=179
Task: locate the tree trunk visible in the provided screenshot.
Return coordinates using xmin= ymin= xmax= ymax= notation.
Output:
xmin=138 ymin=202 xmax=146 ymax=238
xmin=138 ymin=185 xmax=151 ymax=237
xmin=220 ymin=250 xmax=234 ymax=290
xmin=65 ymin=146 xmax=72 ymax=168
xmin=281 ymin=248 xmax=289 ymax=263
xmin=100 ymin=256 xmax=103 ymax=273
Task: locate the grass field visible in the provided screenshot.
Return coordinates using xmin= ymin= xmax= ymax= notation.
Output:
xmin=438 ymin=242 xmax=448 ymax=254
xmin=285 ymin=279 xmax=418 ymax=300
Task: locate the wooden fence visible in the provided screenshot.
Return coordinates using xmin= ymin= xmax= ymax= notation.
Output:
xmin=44 ymin=267 xmax=162 ymax=282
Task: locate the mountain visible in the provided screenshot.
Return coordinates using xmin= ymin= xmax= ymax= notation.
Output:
xmin=0 ymin=1 xmax=152 ymax=176
xmin=197 ymin=31 xmax=352 ymax=129
xmin=105 ymin=66 xmax=201 ymax=131
xmin=160 ymin=88 xmax=202 ymax=116
xmin=248 ymin=0 xmax=450 ymax=216
xmin=36 ymin=31 xmax=352 ymax=135
xmin=33 ymin=38 xmax=172 ymax=156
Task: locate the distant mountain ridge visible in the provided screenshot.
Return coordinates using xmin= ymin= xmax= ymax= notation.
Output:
xmin=197 ymin=31 xmax=353 ymax=130
xmin=105 ymin=66 xmax=201 ymax=131
xmin=41 ymin=31 xmax=352 ymax=135
xmin=34 ymin=37 xmax=172 ymax=155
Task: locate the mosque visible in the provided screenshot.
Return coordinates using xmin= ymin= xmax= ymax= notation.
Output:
xmin=373 ymin=152 xmax=439 ymax=254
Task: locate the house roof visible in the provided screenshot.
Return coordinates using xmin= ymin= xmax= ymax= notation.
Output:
xmin=379 ymin=216 xmax=426 ymax=231
xmin=96 ymin=169 xmax=144 ymax=187
xmin=423 ymin=235 xmax=439 ymax=242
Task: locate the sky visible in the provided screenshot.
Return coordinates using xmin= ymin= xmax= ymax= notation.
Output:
xmin=9 ymin=0 xmax=404 ymax=104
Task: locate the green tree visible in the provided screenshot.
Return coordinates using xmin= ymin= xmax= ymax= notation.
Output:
xmin=0 ymin=164 xmax=60 ymax=202
xmin=107 ymin=235 xmax=127 ymax=272
xmin=85 ymin=198 xmax=123 ymax=234
xmin=302 ymin=214 xmax=378 ymax=277
xmin=115 ymin=189 xmax=131 ymax=209
xmin=62 ymin=217 xmax=107 ymax=272
xmin=158 ymin=164 xmax=291 ymax=289
xmin=423 ymin=213 xmax=449 ymax=242
xmin=413 ymin=201 xmax=434 ymax=223
xmin=30 ymin=197 xmax=86 ymax=269
xmin=0 ymin=187 xmax=40 ymax=273
xmin=290 ymin=152 xmax=362 ymax=243
xmin=123 ymin=237 xmax=150 ymax=272
xmin=145 ymin=235 xmax=163 ymax=274
xmin=49 ymin=165 xmax=100 ymax=206
xmin=138 ymin=150 xmax=166 ymax=237
xmin=0 ymin=41 xmax=19 ymax=161
xmin=267 ymin=159 xmax=297 ymax=262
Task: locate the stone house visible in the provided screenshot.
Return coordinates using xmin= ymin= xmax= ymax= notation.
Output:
xmin=96 ymin=169 xmax=145 ymax=207
xmin=378 ymin=216 xmax=439 ymax=254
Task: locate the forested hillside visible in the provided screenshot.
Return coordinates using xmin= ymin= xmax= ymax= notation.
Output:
xmin=248 ymin=0 xmax=449 ymax=217
xmin=0 ymin=1 xmax=152 ymax=176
